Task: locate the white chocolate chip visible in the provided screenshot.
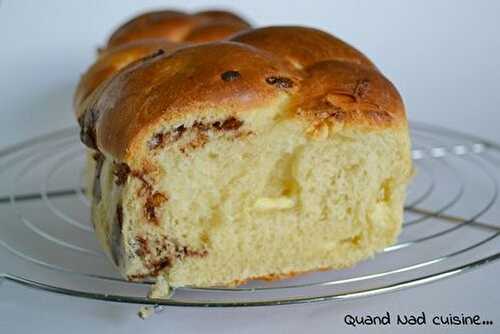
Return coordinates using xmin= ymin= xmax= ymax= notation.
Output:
xmin=254 ymin=196 xmax=296 ymax=211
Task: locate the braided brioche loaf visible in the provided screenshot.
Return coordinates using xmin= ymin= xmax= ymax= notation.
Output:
xmin=75 ymin=9 xmax=412 ymax=287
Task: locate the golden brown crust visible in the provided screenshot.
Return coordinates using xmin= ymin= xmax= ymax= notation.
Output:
xmin=74 ymin=39 xmax=184 ymax=117
xmin=107 ymin=10 xmax=250 ymax=49
xmin=75 ymin=9 xmax=251 ymax=123
xmin=78 ymin=23 xmax=406 ymax=164
xmin=193 ymin=10 xmax=251 ymax=24
xmin=294 ymin=60 xmax=405 ymax=128
xmin=230 ymin=26 xmax=375 ymax=70
xmin=85 ymin=41 xmax=299 ymax=159
xmin=184 ymin=21 xmax=250 ymax=43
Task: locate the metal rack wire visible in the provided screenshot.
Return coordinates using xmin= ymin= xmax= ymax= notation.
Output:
xmin=0 ymin=123 xmax=499 ymax=308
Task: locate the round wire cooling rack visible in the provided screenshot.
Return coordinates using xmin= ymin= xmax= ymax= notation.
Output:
xmin=0 ymin=122 xmax=499 ymax=309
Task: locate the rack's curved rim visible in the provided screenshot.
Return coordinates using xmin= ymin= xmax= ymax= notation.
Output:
xmin=0 ymin=123 xmax=499 ymax=307
xmin=1 ymin=251 xmax=499 ymax=307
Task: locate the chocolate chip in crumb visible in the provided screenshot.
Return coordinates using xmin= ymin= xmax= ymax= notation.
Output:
xmin=135 ymin=236 xmax=149 ymax=257
xmin=144 ymin=192 xmax=168 ymax=223
xmin=213 ymin=117 xmax=243 ymax=131
xmin=148 ymin=132 xmax=164 ymax=150
xmin=221 ymin=70 xmax=241 ymax=82
xmin=149 ymin=258 xmax=171 ymax=275
xmin=92 ymin=152 xmax=105 ymax=202
xmin=173 ymin=124 xmax=186 ymax=139
xmin=177 ymin=245 xmax=208 ymax=258
xmin=265 ymin=76 xmax=294 ymax=89
xmin=145 ymin=204 xmax=156 ymax=221
xmin=80 ymin=107 xmax=100 ymax=149
xmin=149 ymin=125 xmax=186 ymax=150
xmin=116 ymin=204 xmax=123 ymax=228
xmin=221 ymin=117 xmax=243 ymax=130
xmin=113 ymin=162 xmax=131 ymax=185
xmin=193 ymin=121 xmax=210 ymax=131
xmin=110 ymin=204 xmax=124 ymax=265
xmin=150 ymin=192 xmax=167 ymax=206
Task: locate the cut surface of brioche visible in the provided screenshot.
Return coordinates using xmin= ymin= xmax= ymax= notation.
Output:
xmin=93 ymin=114 xmax=410 ymax=286
xmin=75 ymin=13 xmax=412 ymax=288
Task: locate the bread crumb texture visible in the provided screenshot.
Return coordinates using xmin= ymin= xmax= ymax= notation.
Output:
xmin=91 ymin=111 xmax=411 ymax=286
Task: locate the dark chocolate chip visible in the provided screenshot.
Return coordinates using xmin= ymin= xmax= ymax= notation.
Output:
xmin=113 ymin=162 xmax=131 ymax=185
xmin=148 ymin=132 xmax=164 ymax=150
xmin=265 ymin=76 xmax=294 ymax=89
xmin=80 ymin=107 xmax=100 ymax=149
xmin=116 ymin=204 xmax=123 ymax=228
xmin=149 ymin=258 xmax=171 ymax=275
xmin=92 ymin=152 xmax=105 ymax=202
xmin=173 ymin=124 xmax=186 ymax=139
xmin=144 ymin=192 xmax=168 ymax=223
xmin=131 ymin=170 xmax=153 ymax=196
xmin=193 ymin=121 xmax=210 ymax=131
xmin=110 ymin=204 xmax=124 ymax=265
xmin=135 ymin=236 xmax=149 ymax=257
xmin=148 ymin=125 xmax=186 ymax=150
xmin=221 ymin=70 xmax=241 ymax=82
xmin=176 ymin=245 xmax=208 ymax=258
xmin=213 ymin=117 xmax=243 ymax=131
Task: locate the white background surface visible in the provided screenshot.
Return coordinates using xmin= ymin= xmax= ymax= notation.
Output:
xmin=0 ymin=1 xmax=499 ymax=333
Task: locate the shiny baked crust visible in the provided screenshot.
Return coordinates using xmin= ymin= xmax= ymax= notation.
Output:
xmin=74 ymin=39 xmax=184 ymax=118
xmin=78 ymin=26 xmax=406 ymax=163
xmin=107 ymin=10 xmax=250 ymax=48
xmin=75 ymin=9 xmax=251 ymax=133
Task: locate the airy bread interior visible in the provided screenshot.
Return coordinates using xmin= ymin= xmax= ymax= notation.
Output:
xmin=91 ymin=103 xmax=411 ymax=287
